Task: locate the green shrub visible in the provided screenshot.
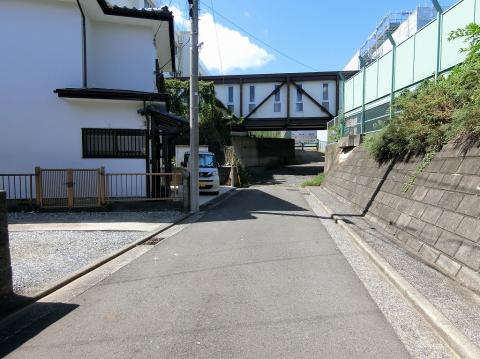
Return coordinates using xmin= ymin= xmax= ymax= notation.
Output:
xmin=166 ymin=79 xmax=234 ymax=164
xmin=301 ymin=173 xmax=325 ymax=187
xmin=327 ymin=124 xmax=341 ymax=143
xmin=365 ymin=23 xmax=480 ymax=162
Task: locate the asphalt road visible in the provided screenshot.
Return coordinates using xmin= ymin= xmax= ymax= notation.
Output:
xmin=3 ymin=181 xmax=410 ymax=358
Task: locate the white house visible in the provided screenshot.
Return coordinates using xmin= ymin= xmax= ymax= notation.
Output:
xmin=197 ymin=72 xmax=351 ymax=132
xmin=0 ymin=0 xmax=184 ymax=177
xmin=173 ymin=30 xmax=209 ymax=77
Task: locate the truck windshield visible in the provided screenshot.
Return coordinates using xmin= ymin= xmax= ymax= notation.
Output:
xmin=184 ymin=153 xmax=216 ymax=168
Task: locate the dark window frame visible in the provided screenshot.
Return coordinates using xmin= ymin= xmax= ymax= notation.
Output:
xmin=228 ymin=86 xmax=234 ymax=103
xmin=296 ymin=84 xmax=303 ymax=102
xmin=274 ymin=84 xmax=281 ymax=102
xmin=82 ymin=128 xmax=147 ymax=159
xmin=322 ymin=83 xmax=329 ymax=101
xmin=249 ymin=85 xmax=255 ymax=103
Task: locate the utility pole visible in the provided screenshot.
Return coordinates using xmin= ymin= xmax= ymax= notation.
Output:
xmin=189 ymin=0 xmax=199 ymax=212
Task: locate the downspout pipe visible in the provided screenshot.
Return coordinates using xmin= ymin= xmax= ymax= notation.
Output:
xmin=387 ymin=33 xmax=396 ymax=119
xmin=430 ymin=0 xmax=444 ymax=80
xmin=76 ymin=0 xmax=87 ymax=88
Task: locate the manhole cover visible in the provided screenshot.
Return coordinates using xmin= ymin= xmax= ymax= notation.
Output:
xmin=143 ymin=237 xmax=163 ymax=245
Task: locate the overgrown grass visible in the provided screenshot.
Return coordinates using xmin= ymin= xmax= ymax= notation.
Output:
xmin=365 ymin=23 xmax=480 ymax=163
xmin=301 ymin=173 xmax=325 ymax=187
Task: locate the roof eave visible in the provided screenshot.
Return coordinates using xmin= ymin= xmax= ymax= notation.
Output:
xmin=54 ymin=88 xmax=170 ymax=102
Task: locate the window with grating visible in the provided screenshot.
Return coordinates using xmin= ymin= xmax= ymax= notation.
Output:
xmin=82 ymin=128 xmax=146 ymax=158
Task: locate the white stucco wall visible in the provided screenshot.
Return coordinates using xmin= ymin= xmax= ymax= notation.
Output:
xmin=215 ymin=84 xmax=242 ymax=117
xmin=288 ymin=81 xmax=336 ymax=117
xmin=214 ymin=80 xmax=337 ymax=119
xmin=88 ymin=21 xmax=156 ymax=91
xmin=243 ymin=83 xmax=287 ymax=118
xmin=0 ymin=0 xmax=147 ymax=174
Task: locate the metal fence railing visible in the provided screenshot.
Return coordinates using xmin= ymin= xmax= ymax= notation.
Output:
xmin=105 ymin=173 xmax=183 ymax=202
xmin=294 ymin=140 xmax=327 ymax=152
xmin=0 ymin=174 xmax=35 ymax=204
xmin=0 ymin=168 xmax=184 ymax=209
xmin=327 ymin=117 xmax=341 ymax=144
xmin=328 ymin=101 xmax=392 ymax=144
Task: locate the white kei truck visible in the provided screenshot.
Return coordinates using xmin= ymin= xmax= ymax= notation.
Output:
xmin=175 ymin=146 xmax=220 ymax=195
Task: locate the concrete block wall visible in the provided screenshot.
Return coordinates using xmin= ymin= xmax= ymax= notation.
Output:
xmin=232 ymin=136 xmax=295 ymax=168
xmin=324 ymin=143 xmax=480 ymax=293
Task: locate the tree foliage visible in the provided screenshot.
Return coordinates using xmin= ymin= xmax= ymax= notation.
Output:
xmin=365 ymin=23 xmax=480 ymax=163
xmin=165 ymin=79 xmax=238 ymax=163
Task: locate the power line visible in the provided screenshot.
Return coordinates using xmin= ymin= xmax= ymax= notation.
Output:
xmin=199 ymin=1 xmax=319 ymax=72
xmin=209 ymin=0 xmax=224 ymax=75
xmin=154 ymin=0 xmax=174 ymax=39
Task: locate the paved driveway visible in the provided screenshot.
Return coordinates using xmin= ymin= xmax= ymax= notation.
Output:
xmin=3 ymin=184 xmax=409 ymax=358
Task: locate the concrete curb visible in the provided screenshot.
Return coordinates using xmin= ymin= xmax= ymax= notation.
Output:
xmin=200 ymin=187 xmax=238 ymax=210
xmin=1 ymin=189 xmax=239 ymax=319
xmin=307 ymin=187 xmax=480 ymax=359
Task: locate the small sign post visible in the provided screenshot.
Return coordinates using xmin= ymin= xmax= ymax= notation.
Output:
xmin=0 ymin=191 xmax=13 ymax=297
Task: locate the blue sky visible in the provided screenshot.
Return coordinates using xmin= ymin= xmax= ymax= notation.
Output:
xmin=166 ymin=0 xmax=455 ymax=75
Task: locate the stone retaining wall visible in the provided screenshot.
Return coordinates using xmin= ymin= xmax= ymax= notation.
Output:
xmin=324 ymin=142 xmax=480 ymax=293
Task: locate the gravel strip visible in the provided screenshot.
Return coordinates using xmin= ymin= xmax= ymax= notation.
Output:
xmin=10 ymin=230 xmax=149 ymax=296
xmin=309 ymin=186 xmax=480 ymax=348
xmin=7 ymin=210 xmax=185 ymax=296
xmin=304 ymin=191 xmax=453 ymax=359
xmin=8 ymin=210 xmax=183 ymax=225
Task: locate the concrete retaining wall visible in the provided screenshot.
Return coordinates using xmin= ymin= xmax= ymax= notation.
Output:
xmin=232 ymin=136 xmax=295 ymax=168
xmin=325 ymin=144 xmax=341 ymax=174
xmin=324 ymin=142 xmax=480 ymax=293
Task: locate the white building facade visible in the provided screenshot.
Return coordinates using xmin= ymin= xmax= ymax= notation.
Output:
xmin=200 ymin=72 xmax=347 ymax=132
xmin=173 ymin=30 xmax=209 ymax=77
xmin=0 ymin=0 xmax=180 ymax=175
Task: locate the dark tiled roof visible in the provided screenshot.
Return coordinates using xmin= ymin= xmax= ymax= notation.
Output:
xmin=139 ymin=105 xmax=189 ymax=129
xmin=54 ymin=88 xmax=169 ymax=102
xmin=97 ymin=1 xmax=173 ymax=21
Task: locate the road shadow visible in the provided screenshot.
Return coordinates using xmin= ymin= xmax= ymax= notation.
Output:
xmin=0 ymin=294 xmax=78 ymax=357
xmin=249 ymin=164 xmax=324 ymax=186
xmin=294 ymin=149 xmax=325 ymax=164
xmin=198 ymin=187 xmax=332 ymax=223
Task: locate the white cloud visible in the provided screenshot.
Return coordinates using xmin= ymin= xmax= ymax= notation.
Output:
xmin=170 ymin=5 xmax=187 ymax=26
xmin=199 ymin=13 xmax=273 ymax=73
xmin=170 ymin=6 xmax=274 ymax=74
